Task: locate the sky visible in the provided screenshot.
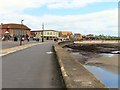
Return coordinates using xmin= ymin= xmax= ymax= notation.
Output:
xmin=0 ymin=0 xmax=119 ymax=36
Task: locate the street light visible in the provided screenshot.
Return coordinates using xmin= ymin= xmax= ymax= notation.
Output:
xmin=20 ymin=20 xmax=24 ymax=46
xmin=1 ymin=23 xmax=3 ymax=40
xmin=42 ymin=23 xmax=44 ymax=42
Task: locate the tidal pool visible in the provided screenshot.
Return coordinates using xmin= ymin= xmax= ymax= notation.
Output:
xmin=84 ymin=65 xmax=119 ymax=88
xmin=84 ymin=53 xmax=119 ymax=88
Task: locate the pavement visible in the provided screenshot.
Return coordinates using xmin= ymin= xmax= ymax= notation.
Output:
xmin=0 ymin=40 xmax=55 ymax=56
xmin=2 ymin=41 xmax=65 ymax=88
xmin=1 ymin=40 xmax=39 ymax=50
xmin=0 ymin=42 xmax=42 ymax=57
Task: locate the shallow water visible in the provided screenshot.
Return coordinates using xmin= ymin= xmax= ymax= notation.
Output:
xmin=84 ymin=65 xmax=119 ymax=88
xmin=84 ymin=53 xmax=119 ymax=88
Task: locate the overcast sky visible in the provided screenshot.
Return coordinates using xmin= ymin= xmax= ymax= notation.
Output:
xmin=0 ymin=0 xmax=118 ymax=36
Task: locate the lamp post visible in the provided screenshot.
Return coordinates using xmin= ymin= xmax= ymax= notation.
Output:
xmin=6 ymin=26 xmax=10 ymax=40
xmin=1 ymin=23 xmax=3 ymax=40
xmin=20 ymin=20 xmax=24 ymax=46
xmin=42 ymin=23 xmax=44 ymax=42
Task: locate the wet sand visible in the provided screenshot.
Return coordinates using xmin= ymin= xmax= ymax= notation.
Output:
xmin=85 ymin=54 xmax=118 ymax=66
xmin=85 ymin=54 xmax=119 ymax=74
xmin=64 ymin=44 xmax=119 ymax=74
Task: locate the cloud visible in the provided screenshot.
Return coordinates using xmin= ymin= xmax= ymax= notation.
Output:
xmin=38 ymin=9 xmax=118 ymax=36
xmin=0 ymin=0 xmax=118 ymax=36
xmin=47 ymin=0 xmax=119 ymax=9
xmin=1 ymin=8 xmax=117 ymax=36
xmin=0 ymin=0 xmax=48 ymax=13
xmin=44 ymin=9 xmax=118 ymax=36
xmin=0 ymin=0 xmax=118 ymax=13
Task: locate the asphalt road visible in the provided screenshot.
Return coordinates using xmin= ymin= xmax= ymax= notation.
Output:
xmin=2 ymin=41 xmax=65 ymax=88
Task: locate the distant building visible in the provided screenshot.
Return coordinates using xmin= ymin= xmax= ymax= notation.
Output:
xmin=86 ymin=34 xmax=95 ymax=40
xmin=31 ymin=30 xmax=59 ymax=40
xmin=74 ymin=33 xmax=82 ymax=40
xmin=86 ymin=34 xmax=94 ymax=37
xmin=82 ymin=34 xmax=95 ymax=40
xmin=59 ymin=31 xmax=73 ymax=40
xmin=0 ymin=23 xmax=31 ymax=40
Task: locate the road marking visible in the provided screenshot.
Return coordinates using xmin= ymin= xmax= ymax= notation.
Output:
xmin=46 ymin=51 xmax=53 ymax=54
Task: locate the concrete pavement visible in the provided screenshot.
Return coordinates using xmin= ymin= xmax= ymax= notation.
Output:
xmin=1 ymin=40 xmax=39 ymax=50
xmin=0 ymin=42 xmax=43 ymax=57
xmin=2 ymin=41 xmax=65 ymax=88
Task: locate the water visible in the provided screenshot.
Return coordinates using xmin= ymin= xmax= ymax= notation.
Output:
xmin=84 ymin=65 xmax=119 ymax=88
xmin=84 ymin=53 xmax=119 ymax=88
xmin=111 ymin=51 xmax=120 ymax=54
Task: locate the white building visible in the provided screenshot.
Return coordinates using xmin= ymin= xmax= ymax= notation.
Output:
xmin=31 ymin=30 xmax=59 ymax=40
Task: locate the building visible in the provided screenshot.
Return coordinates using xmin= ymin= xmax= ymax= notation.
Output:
xmin=74 ymin=33 xmax=82 ymax=40
xmin=31 ymin=30 xmax=59 ymax=40
xmin=82 ymin=34 xmax=95 ymax=40
xmin=0 ymin=23 xmax=31 ymax=40
xmin=59 ymin=31 xmax=73 ymax=40
xmin=86 ymin=34 xmax=95 ymax=40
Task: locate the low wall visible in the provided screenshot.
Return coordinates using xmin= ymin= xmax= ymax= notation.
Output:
xmin=58 ymin=40 xmax=74 ymax=47
xmin=54 ymin=41 xmax=109 ymax=89
xmin=74 ymin=40 xmax=119 ymax=44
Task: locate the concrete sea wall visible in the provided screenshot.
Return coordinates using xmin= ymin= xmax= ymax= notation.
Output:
xmin=74 ymin=40 xmax=119 ymax=44
xmin=54 ymin=41 xmax=109 ymax=89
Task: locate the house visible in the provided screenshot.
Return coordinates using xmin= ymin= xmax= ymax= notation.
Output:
xmin=59 ymin=31 xmax=73 ymax=40
xmin=31 ymin=30 xmax=59 ymax=40
xmin=74 ymin=33 xmax=82 ymax=40
xmin=0 ymin=23 xmax=31 ymax=40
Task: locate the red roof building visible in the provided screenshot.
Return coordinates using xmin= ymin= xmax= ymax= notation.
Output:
xmin=0 ymin=23 xmax=31 ymax=40
xmin=74 ymin=33 xmax=82 ymax=40
xmin=59 ymin=31 xmax=73 ymax=40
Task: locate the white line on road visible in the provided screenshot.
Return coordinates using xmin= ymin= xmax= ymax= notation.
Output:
xmin=46 ymin=51 xmax=53 ymax=54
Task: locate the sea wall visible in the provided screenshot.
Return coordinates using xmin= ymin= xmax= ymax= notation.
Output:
xmin=54 ymin=41 xmax=109 ymax=89
xmin=74 ymin=40 xmax=119 ymax=44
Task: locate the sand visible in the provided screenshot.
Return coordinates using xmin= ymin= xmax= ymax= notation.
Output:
xmin=64 ymin=43 xmax=119 ymax=74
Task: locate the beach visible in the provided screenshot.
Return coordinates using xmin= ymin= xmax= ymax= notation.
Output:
xmin=64 ymin=43 xmax=119 ymax=73
xmin=63 ymin=43 xmax=119 ymax=88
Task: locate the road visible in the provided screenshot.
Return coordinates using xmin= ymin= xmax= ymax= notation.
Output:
xmin=2 ymin=41 xmax=65 ymax=88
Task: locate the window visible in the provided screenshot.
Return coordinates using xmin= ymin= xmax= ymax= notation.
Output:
xmin=50 ymin=32 xmax=52 ymax=35
xmin=43 ymin=32 xmax=45 ymax=35
xmin=47 ymin=32 xmax=49 ymax=35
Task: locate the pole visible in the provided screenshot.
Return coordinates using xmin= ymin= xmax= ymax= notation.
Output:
xmin=20 ymin=20 xmax=24 ymax=46
xmin=1 ymin=23 xmax=3 ymax=40
xmin=42 ymin=23 xmax=44 ymax=42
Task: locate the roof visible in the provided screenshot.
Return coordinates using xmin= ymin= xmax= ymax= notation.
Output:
xmin=0 ymin=23 xmax=31 ymax=30
xmin=74 ymin=33 xmax=82 ymax=35
xmin=60 ymin=31 xmax=72 ymax=33
xmin=31 ymin=30 xmax=59 ymax=32
xmin=60 ymin=31 xmax=73 ymax=35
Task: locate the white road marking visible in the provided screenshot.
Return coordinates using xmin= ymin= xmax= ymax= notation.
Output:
xmin=46 ymin=51 xmax=53 ymax=54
